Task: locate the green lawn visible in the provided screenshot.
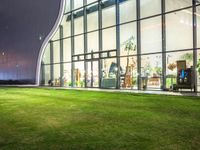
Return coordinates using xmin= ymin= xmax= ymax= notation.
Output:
xmin=0 ymin=88 xmax=200 ymax=150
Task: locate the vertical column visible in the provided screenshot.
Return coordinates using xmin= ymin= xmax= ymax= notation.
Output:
xmin=116 ymin=0 xmax=120 ymax=89
xmin=98 ymin=1 xmax=103 ymax=88
xmin=50 ymin=41 xmax=54 ymax=82
xmin=193 ymin=0 xmax=197 ymax=92
xmin=60 ymin=25 xmax=64 ymax=87
xmin=84 ymin=0 xmax=88 ymax=87
xmin=136 ymin=0 xmax=141 ymax=90
xmin=71 ymin=0 xmax=75 ymax=87
xmin=161 ymin=0 xmax=166 ymax=90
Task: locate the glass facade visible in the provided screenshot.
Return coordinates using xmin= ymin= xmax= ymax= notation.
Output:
xmin=41 ymin=0 xmax=200 ymax=92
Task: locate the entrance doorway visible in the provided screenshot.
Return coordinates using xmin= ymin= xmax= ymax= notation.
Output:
xmin=86 ymin=61 xmax=99 ymax=88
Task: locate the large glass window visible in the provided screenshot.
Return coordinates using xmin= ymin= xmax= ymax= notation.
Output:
xmin=87 ymin=31 xmax=99 ymax=52
xmin=120 ymin=23 xmax=137 ymax=56
xmin=42 ymin=44 xmax=50 ymax=64
xmin=53 ymin=41 xmax=60 ymax=63
xmin=166 ymin=51 xmax=193 ymax=89
xmin=166 ymin=9 xmax=193 ymax=51
xmin=65 ymin=0 xmax=71 ymax=13
xmin=51 ymin=28 xmax=60 ymax=41
xmin=102 ymin=3 xmax=116 ymax=28
xmin=74 ymin=10 xmax=84 ymax=35
xmin=140 ymin=0 xmax=161 ymax=18
xmin=102 ymin=27 xmax=116 ymax=50
xmin=43 ymin=65 xmax=50 ymax=85
xmin=196 ymin=6 xmax=200 ymax=48
xmin=120 ymin=0 xmax=136 ymax=24
xmin=61 ymin=14 xmax=71 ymax=38
xmin=74 ymin=61 xmax=85 ymax=87
xmin=141 ymin=54 xmax=162 ymax=90
xmin=197 ymin=50 xmax=200 ymax=91
xmin=141 ymin=16 xmax=162 ymax=54
xmin=63 ymin=38 xmax=71 ymax=62
xmin=74 ymin=0 xmax=83 ymax=10
xmin=53 ymin=64 xmax=61 ymax=86
xmin=87 ymin=0 xmax=96 ymax=5
xmin=74 ymin=35 xmax=84 ymax=55
xmin=120 ymin=56 xmax=137 ymax=89
xmin=87 ymin=5 xmax=98 ymax=32
xmin=165 ymin=0 xmax=192 ymax=12
xmin=101 ymin=58 xmax=117 ymax=88
xmin=63 ymin=63 xmax=71 ymax=87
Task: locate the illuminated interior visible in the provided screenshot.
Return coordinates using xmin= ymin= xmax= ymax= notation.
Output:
xmin=41 ymin=0 xmax=200 ymax=92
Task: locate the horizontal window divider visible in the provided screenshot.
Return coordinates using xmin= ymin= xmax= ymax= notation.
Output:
xmin=42 ymin=61 xmax=72 ymax=66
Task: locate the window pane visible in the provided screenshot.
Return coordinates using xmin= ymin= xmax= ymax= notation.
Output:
xmin=52 ymin=28 xmax=60 ymax=41
xmin=102 ymin=27 xmax=116 ymax=50
xmin=43 ymin=43 xmax=50 ymax=64
xmin=166 ymin=9 xmax=193 ymax=51
xmin=88 ymin=32 xmax=99 ymax=52
xmin=101 ymin=58 xmax=117 ymax=88
xmin=120 ymin=0 xmax=136 ymax=23
xmin=43 ymin=65 xmax=50 ymax=85
xmin=61 ymin=14 xmax=71 ymax=38
xmin=53 ymin=64 xmax=61 ymax=86
xmin=53 ymin=41 xmax=60 ymax=63
xmin=196 ymin=6 xmax=200 ymax=48
xmin=141 ymin=54 xmax=162 ymax=89
xmin=74 ymin=35 xmax=84 ymax=54
xmin=87 ymin=0 xmax=96 ymax=4
xmin=74 ymin=61 xmax=85 ymax=87
xmin=141 ymin=17 xmax=162 ymax=54
xmin=65 ymin=0 xmax=71 ymax=13
xmin=120 ymin=23 xmax=137 ymax=56
xmin=74 ymin=10 xmax=84 ymax=35
xmin=166 ymin=51 xmax=193 ymax=89
xmin=87 ymin=4 xmax=98 ymax=32
xmin=102 ymin=4 xmax=116 ymax=28
xmin=64 ymin=63 xmax=71 ymax=87
xmin=63 ymin=38 xmax=71 ymax=62
xmin=74 ymin=0 xmax=83 ymax=10
xmin=140 ymin=0 xmax=161 ymax=18
xmin=166 ymin=0 xmax=192 ymax=12
xmin=120 ymin=56 xmax=137 ymax=89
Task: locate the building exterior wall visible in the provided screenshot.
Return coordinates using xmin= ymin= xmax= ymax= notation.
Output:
xmin=40 ymin=0 xmax=200 ymax=92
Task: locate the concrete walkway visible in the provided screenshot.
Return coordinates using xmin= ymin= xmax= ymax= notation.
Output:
xmin=43 ymin=87 xmax=200 ymax=97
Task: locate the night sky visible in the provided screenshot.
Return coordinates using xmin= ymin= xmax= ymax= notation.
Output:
xmin=0 ymin=0 xmax=61 ymax=83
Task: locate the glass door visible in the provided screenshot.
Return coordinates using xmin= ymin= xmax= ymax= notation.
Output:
xmin=86 ymin=61 xmax=99 ymax=88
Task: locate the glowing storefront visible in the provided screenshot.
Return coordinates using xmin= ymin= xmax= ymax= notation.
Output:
xmin=39 ymin=0 xmax=200 ymax=92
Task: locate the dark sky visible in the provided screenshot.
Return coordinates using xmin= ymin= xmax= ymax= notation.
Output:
xmin=0 ymin=0 xmax=61 ymax=83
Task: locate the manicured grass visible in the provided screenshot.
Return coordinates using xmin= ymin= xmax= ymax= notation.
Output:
xmin=0 ymin=88 xmax=200 ymax=150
